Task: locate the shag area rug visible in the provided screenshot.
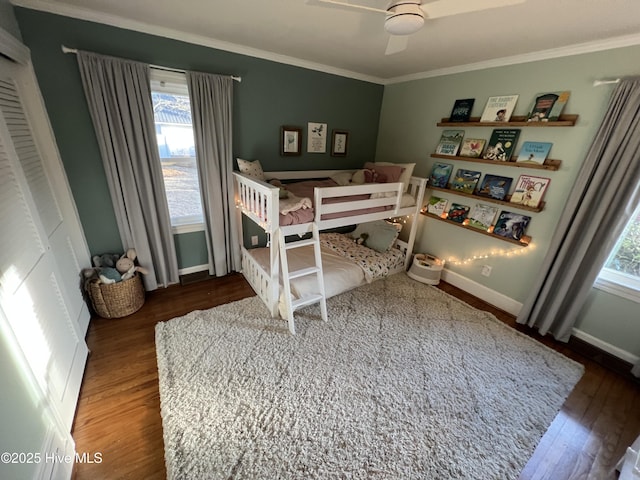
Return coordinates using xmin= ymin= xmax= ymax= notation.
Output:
xmin=155 ymin=273 xmax=584 ymax=479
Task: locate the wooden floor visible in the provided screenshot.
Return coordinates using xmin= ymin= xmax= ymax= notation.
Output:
xmin=72 ymin=273 xmax=640 ymax=480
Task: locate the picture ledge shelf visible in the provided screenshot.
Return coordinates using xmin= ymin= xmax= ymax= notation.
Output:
xmin=420 ymin=211 xmax=532 ymax=247
xmin=437 ymin=114 xmax=579 ymax=127
xmin=430 ymin=153 xmax=561 ymax=171
xmin=428 ymin=185 xmax=545 ymax=213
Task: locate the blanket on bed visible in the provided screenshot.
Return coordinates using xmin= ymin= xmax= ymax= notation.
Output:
xmin=319 ymin=232 xmax=405 ymax=282
xmin=279 ymin=193 xmax=312 ymax=215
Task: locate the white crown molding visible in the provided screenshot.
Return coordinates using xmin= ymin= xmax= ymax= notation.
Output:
xmin=11 ymin=0 xmax=386 ymax=84
xmin=385 ymin=33 xmax=640 ymax=84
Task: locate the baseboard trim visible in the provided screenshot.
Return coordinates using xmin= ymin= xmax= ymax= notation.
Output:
xmin=441 ymin=268 xmax=523 ymax=316
xmin=572 ymin=328 xmax=639 ymax=366
xmin=178 ymin=264 xmax=209 ymax=276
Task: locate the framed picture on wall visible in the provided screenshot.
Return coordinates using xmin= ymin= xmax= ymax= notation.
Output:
xmin=307 ymin=122 xmax=327 ymax=153
xmin=281 ymin=126 xmax=302 ymax=156
xmin=331 ymin=130 xmax=349 ymax=156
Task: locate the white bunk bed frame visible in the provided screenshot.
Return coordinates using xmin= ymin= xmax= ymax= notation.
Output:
xmin=234 ymin=169 xmax=428 ymax=319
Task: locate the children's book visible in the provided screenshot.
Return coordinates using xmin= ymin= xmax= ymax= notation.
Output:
xmin=493 ymin=211 xmax=531 ymax=241
xmin=526 ymin=91 xmax=570 ymax=122
xmin=467 ymin=203 xmax=499 ymax=231
xmin=482 ymin=129 xmax=521 ymax=161
xmin=450 ymin=169 xmax=481 ymax=194
xmin=476 ymin=174 xmax=513 ymax=200
xmin=427 ymin=196 xmax=449 ymax=217
xmin=458 ymin=138 xmax=486 ymax=158
xmin=509 ymin=175 xmax=551 ymax=209
xmin=516 ymin=141 xmax=552 ymax=165
xmin=435 ymin=130 xmax=465 ymax=156
xmin=480 ymin=95 xmax=519 ymax=122
xmin=447 ymin=203 xmax=470 ymax=224
xmin=429 ymin=162 xmax=454 ymax=188
xmin=449 ymin=98 xmax=475 ymax=122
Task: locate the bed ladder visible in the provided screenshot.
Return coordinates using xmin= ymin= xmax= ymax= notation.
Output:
xmin=277 ymin=224 xmax=328 ymax=334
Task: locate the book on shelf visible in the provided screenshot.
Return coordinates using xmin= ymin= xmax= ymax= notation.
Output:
xmin=467 ymin=203 xmax=499 ymax=231
xmin=427 ymin=196 xmax=449 ymax=217
xmin=526 ymin=91 xmax=570 ymax=122
xmin=476 ymin=174 xmax=513 ymax=200
xmin=447 ymin=203 xmax=470 ymax=224
xmin=482 ymin=128 xmax=521 ymax=161
xmin=435 ymin=129 xmax=465 ymax=156
xmin=480 ymin=95 xmax=519 ymax=122
xmin=429 ymin=162 xmax=454 ymax=188
xmin=510 ymin=174 xmax=551 ymax=209
xmin=458 ymin=138 xmax=486 ymax=158
xmin=450 ymin=169 xmax=482 ymax=194
xmin=493 ymin=211 xmax=531 ymax=241
xmin=449 ymin=98 xmax=475 ymax=122
xmin=516 ymin=141 xmax=552 ymax=165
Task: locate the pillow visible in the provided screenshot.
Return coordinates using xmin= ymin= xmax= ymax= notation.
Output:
xmin=330 ymin=171 xmax=353 ymax=186
xmin=363 ymin=169 xmax=387 ymax=183
xmin=351 ymin=169 xmax=366 ymax=184
xmin=363 ymin=162 xmax=405 ymax=183
xmin=237 ymin=158 xmax=266 ymax=181
xmin=374 ymin=162 xmax=416 ymax=192
xmin=350 ymin=220 xmax=400 ymax=253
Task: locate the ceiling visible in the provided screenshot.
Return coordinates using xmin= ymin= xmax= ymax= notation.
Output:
xmin=13 ymin=0 xmax=640 ymax=83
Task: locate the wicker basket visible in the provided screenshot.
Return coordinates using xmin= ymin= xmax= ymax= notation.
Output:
xmin=88 ymin=273 xmax=146 ymax=319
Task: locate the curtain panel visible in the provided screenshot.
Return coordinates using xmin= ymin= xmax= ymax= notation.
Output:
xmin=187 ymin=71 xmax=240 ymax=276
xmin=76 ymin=51 xmax=179 ymax=290
xmin=517 ymin=78 xmax=640 ymax=360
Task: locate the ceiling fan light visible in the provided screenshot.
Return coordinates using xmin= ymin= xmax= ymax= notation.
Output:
xmin=385 ymin=14 xmax=424 ymax=35
xmin=384 ymin=2 xmax=425 ymax=35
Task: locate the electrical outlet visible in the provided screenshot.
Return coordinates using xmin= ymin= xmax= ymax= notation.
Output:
xmin=251 ymin=235 xmax=259 ymax=246
xmin=481 ymin=265 xmax=492 ymax=277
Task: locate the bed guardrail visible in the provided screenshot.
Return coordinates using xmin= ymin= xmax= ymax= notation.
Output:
xmin=234 ymin=172 xmax=280 ymax=234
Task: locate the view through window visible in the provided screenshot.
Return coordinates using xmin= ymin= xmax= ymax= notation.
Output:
xmin=150 ymin=76 xmax=204 ymax=228
xmin=597 ymin=201 xmax=640 ymax=301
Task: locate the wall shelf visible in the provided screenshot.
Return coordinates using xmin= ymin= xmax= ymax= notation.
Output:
xmin=420 ymin=211 xmax=532 ymax=247
xmin=430 ymin=153 xmax=561 ymax=171
xmin=429 ymin=185 xmax=545 ymax=213
xmin=436 ymin=113 xmax=579 ymax=127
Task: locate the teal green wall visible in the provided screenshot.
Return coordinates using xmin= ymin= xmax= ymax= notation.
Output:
xmin=173 ymin=231 xmax=209 ymax=268
xmin=376 ymin=46 xmax=640 ymax=358
xmin=14 ymin=8 xmax=383 ymax=266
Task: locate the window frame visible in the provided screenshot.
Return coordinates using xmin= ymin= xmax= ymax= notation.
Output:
xmin=595 ymin=201 xmax=640 ymax=304
xmin=150 ymin=68 xmax=204 ymax=234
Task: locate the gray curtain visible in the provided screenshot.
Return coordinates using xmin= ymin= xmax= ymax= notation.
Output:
xmin=186 ymin=71 xmax=240 ymax=276
xmin=517 ymin=78 xmax=640 ymax=349
xmin=77 ymin=51 xmax=179 ymax=290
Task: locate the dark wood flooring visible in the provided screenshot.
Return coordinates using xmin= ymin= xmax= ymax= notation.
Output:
xmin=71 ymin=273 xmax=640 ymax=479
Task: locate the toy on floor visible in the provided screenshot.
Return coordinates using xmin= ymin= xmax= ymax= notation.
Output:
xmin=82 ymin=248 xmax=149 ymax=287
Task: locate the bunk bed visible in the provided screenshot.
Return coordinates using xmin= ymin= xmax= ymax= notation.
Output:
xmin=234 ymin=166 xmax=427 ymax=333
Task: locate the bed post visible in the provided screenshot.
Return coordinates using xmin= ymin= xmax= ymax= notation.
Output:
xmin=404 ymin=177 xmax=428 ymax=268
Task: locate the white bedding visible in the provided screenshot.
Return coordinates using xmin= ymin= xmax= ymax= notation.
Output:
xmin=246 ymin=232 xmax=405 ymax=318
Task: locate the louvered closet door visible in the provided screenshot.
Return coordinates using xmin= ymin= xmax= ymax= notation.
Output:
xmin=0 ymin=56 xmax=88 ymax=430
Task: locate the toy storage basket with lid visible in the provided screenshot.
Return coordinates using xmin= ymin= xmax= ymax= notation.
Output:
xmin=87 ymin=273 xmax=145 ymax=318
xmin=407 ymin=253 xmax=445 ymax=285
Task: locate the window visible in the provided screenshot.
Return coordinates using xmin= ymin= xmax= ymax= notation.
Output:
xmin=150 ymin=69 xmax=204 ymax=232
xmin=595 ymin=201 xmax=640 ymax=303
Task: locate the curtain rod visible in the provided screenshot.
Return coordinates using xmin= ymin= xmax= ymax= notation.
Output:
xmin=593 ymin=78 xmax=620 ymax=86
xmin=61 ymin=45 xmax=242 ymax=82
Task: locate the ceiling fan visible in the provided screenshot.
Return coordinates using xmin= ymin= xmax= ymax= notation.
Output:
xmin=308 ymin=0 xmax=526 ymax=55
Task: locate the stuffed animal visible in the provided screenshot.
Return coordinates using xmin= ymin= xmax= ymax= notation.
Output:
xmin=116 ymin=248 xmax=150 ymax=281
xmin=354 ymin=233 xmax=369 ymax=246
xmin=92 ymin=253 xmax=120 ymax=268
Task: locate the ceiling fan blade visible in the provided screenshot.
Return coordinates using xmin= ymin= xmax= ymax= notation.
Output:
xmin=385 ymin=35 xmax=409 ymax=55
xmin=309 ymin=0 xmax=387 ymax=15
xmin=421 ymin=0 xmax=526 ymax=19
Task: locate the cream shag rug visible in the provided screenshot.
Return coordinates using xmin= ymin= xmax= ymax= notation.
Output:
xmin=155 ymin=273 xmax=584 ymax=479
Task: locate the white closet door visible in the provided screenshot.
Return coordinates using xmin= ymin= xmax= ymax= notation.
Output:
xmin=0 ymin=56 xmax=89 ymax=431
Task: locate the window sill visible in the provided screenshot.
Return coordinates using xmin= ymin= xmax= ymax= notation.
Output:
xmin=172 ymin=222 xmax=205 ymax=235
xmin=594 ymin=275 xmax=640 ymax=304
